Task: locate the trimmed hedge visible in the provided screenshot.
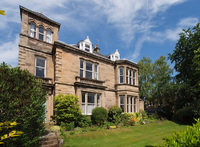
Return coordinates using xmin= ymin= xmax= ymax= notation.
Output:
xmin=91 ymin=107 xmax=108 ymax=125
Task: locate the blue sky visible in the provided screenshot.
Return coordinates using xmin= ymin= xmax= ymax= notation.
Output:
xmin=0 ymin=0 xmax=199 ymax=69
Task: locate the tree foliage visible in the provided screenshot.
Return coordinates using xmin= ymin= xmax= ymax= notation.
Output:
xmin=0 ymin=62 xmax=46 ymax=147
xmin=169 ymin=23 xmax=200 ymax=119
xmin=138 ymin=56 xmax=173 ymax=104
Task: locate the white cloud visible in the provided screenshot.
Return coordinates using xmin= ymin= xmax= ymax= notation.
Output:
xmin=0 ymin=35 xmax=20 ymax=67
xmin=178 ymin=17 xmax=199 ymax=27
xmin=128 ymin=16 xmax=199 ymax=61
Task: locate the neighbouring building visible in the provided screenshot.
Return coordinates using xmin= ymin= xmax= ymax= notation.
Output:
xmin=18 ymin=6 xmax=144 ymax=122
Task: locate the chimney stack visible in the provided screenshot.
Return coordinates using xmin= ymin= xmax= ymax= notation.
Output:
xmin=93 ymin=44 xmax=100 ymax=53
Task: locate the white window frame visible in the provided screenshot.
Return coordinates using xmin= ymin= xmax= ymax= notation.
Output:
xmin=119 ymin=67 xmax=124 ymax=84
xmin=127 ymin=96 xmax=130 ymax=113
xmin=134 ymin=97 xmax=137 ymax=112
xmin=82 ymin=92 xmax=86 ymax=115
xmin=94 ymin=64 xmax=98 ymax=80
xmin=126 ymin=68 xmax=129 ymax=84
xmin=85 ymin=44 xmax=90 ymax=52
xmin=120 ymin=95 xmax=125 ymax=112
xmin=86 ymin=61 xmax=93 ymax=79
xmin=38 ymin=26 xmax=44 ymax=41
xmin=133 ymin=70 xmax=136 ymax=86
xmin=80 ymin=59 xmax=84 ymax=78
xmin=81 ymin=92 xmax=101 ymax=115
xmin=97 ymin=94 xmax=101 ymax=107
xmin=35 ymin=57 xmax=46 ymax=77
xmin=30 ymin=23 xmax=36 ymax=38
xmin=46 ymin=29 xmax=52 ymax=43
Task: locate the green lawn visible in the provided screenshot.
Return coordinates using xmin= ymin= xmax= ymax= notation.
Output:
xmin=63 ymin=120 xmax=187 ymax=147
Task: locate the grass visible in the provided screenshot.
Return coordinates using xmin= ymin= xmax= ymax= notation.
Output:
xmin=62 ymin=120 xmax=187 ymax=147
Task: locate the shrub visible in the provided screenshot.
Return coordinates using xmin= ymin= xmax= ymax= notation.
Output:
xmin=162 ymin=119 xmax=200 ymax=146
xmin=54 ymin=94 xmax=82 ymax=125
xmin=172 ymin=108 xmax=194 ymax=124
xmin=0 ymin=63 xmax=46 ymax=147
xmin=60 ymin=122 xmax=74 ymax=131
xmin=139 ymin=110 xmax=148 ymax=119
xmin=108 ymin=106 xmax=122 ymax=125
xmin=91 ymin=107 xmax=108 ymax=126
xmin=77 ymin=115 xmax=92 ymax=128
xmin=104 ymin=122 xmax=115 ymax=129
xmin=50 ymin=126 xmax=61 ymax=132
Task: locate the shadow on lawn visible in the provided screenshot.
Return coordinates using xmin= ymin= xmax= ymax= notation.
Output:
xmin=145 ymin=145 xmax=154 ymax=147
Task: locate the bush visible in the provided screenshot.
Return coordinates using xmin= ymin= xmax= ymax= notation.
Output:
xmin=91 ymin=107 xmax=108 ymax=126
xmin=163 ymin=119 xmax=200 ymax=146
xmin=60 ymin=122 xmax=74 ymax=131
xmin=139 ymin=110 xmax=148 ymax=119
xmin=54 ymin=94 xmax=82 ymax=125
xmin=0 ymin=63 xmax=46 ymax=147
xmin=172 ymin=108 xmax=194 ymax=124
xmin=108 ymin=106 xmax=122 ymax=125
xmin=77 ymin=115 xmax=92 ymax=128
xmin=50 ymin=126 xmax=61 ymax=132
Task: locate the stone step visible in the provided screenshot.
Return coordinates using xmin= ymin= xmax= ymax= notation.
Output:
xmin=41 ymin=139 xmax=58 ymax=145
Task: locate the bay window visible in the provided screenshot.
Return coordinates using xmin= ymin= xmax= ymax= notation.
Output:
xmin=126 ymin=67 xmax=136 ymax=86
xmin=81 ymin=92 xmax=101 ymax=115
xmin=120 ymin=96 xmax=125 ymax=112
xmin=119 ymin=67 xmax=124 ymax=84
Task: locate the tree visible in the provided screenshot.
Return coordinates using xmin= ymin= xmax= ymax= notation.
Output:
xmin=138 ymin=56 xmax=173 ymax=106
xmin=138 ymin=57 xmax=153 ymax=101
xmin=0 ymin=63 xmax=46 ymax=147
xmin=169 ymin=23 xmax=200 ymax=121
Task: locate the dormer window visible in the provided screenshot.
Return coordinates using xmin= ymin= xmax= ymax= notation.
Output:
xmin=30 ymin=23 xmax=36 ymax=38
xmin=78 ymin=36 xmax=93 ymax=53
xmin=38 ymin=26 xmax=44 ymax=41
xmin=85 ymin=44 xmax=90 ymax=52
xmin=108 ymin=49 xmax=120 ymax=61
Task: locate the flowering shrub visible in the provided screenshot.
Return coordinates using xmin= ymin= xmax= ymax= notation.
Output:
xmin=123 ymin=118 xmax=135 ymax=126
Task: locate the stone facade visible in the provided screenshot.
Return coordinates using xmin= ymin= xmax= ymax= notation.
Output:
xmin=18 ymin=6 xmax=144 ymax=122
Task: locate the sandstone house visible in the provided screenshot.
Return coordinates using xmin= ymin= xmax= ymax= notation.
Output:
xmin=18 ymin=6 xmax=144 ymax=122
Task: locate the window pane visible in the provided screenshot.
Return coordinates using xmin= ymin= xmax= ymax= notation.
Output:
xmin=36 ymin=68 xmax=45 ymax=77
xmin=97 ymin=94 xmax=101 ymax=107
xmin=120 ymin=96 xmax=124 ymax=104
xmin=86 ymin=62 xmax=92 ymax=71
xmin=80 ymin=69 xmax=83 ymax=77
xmin=86 ymin=71 xmax=92 ymax=79
xmin=36 ymin=58 xmax=45 ymax=67
xmin=46 ymin=29 xmax=52 ymax=43
xmin=120 ymin=105 xmax=124 ymax=112
xmin=95 ymin=64 xmax=98 ymax=72
xmin=39 ymin=27 xmax=44 ymax=33
xmin=80 ymin=60 xmax=84 ymax=68
xmin=120 ymin=68 xmax=123 ymax=75
xmin=30 ymin=24 xmax=36 ymax=38
xmin=85 ymin=44 xmax=90 ymax=48
xmin=88 ymin=93 xmax=95 ymax=103
xmin=120 ymin=76 xmax=123 ymax=83
xmin=82 ymin=93 xmax=85 ymax=102
xmin=82 ymin=104 xmax=85 ymax=114
xmin=39 ymin=27 xmax=44 ymax=41
xmin=39 ymin=34 xmax=44 ymax=41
